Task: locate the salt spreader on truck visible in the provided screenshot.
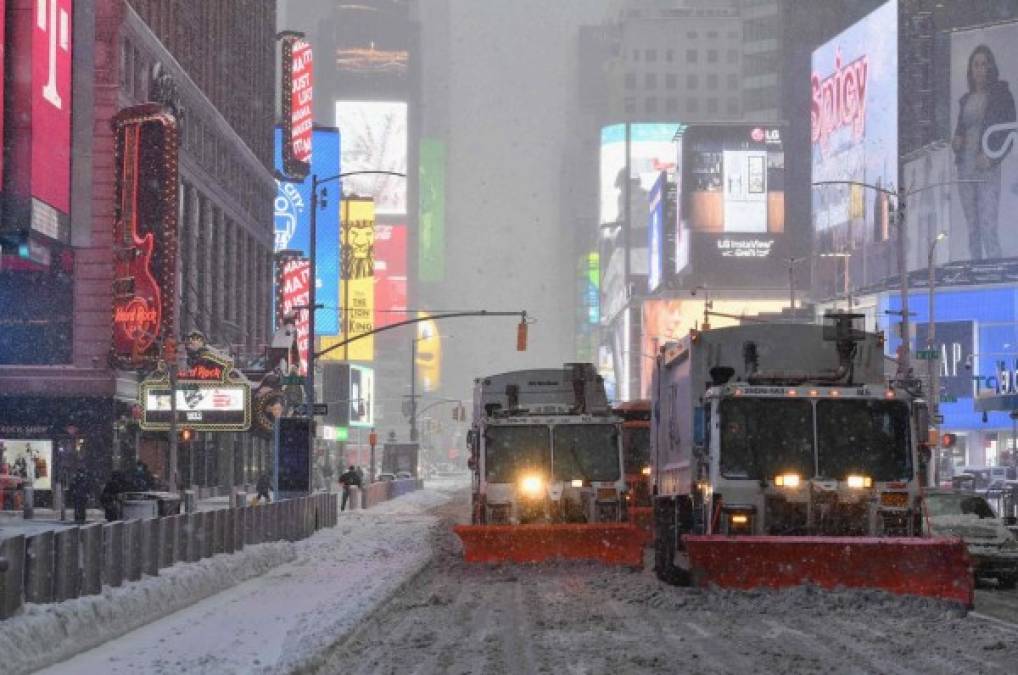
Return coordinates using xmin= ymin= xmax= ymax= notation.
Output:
xmin=454 ymin=363 xmax=645 ymax=566
xmin=649 ymin=313 xmax=974 ymax=606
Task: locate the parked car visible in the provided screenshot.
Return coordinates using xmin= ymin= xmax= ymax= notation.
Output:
xmin=396 ymin=471 xmax=413 ymax=480
xmin=377 ymin=473 xmax=396 ymax=482
xmin=924 ymin=489 xmax=1018 ymax=588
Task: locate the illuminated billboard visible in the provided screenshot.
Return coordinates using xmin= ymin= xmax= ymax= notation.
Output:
xmin=675 ymin=125 xmax=786 ymax=287
xmin=640 ymin=297 xmax=788 ymax=398
xmin=647 ymin=172 xmax=676 ymax=293
xmin=275 ymin=255 xmax=311 ymax=375
xmin=321 ymin=198 xmax=375 ymax=361
xmin=335 ymin=101 xmax=407 ymax=215
xmin=3 ymin=0 xmax=73 ymax=241
xmin=599 ymin=124 xmax=626 ymax=225
xmin=374 ymin=223 xmax=407 ymax=328
xmin=811 ymin=0 xmax=898 ymax=289
xmin=419 ymin=138 xmax=446 ymax=281
xmin=944 ymin=22 xmax=1018 ymax=264
xmin=348 ymin=364 xmax=375 ymax=428
xmin=273 ymin=126 xmax=341 ymax=335
xmin=280 ymin=34 xmax=312 ymax=177
xmin=415 ymin=312 xmax=442 ymax=392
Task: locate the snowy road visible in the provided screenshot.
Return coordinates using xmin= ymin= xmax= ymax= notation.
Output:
xmin=312 ymin=494 xmax=1018 ymax=675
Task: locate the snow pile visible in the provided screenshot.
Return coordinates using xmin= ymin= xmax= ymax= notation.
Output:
xmin=0 ymin=540 xmax=296 ymax=675
xmin=37 ymin=486 xmax=454 ymax=675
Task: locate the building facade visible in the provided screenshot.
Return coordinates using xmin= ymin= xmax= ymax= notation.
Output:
xmin=0 ymin=0 xmax=277 ymax=497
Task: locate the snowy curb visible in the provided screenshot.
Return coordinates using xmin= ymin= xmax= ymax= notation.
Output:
xmin=0 ymin=540 xmax=296 ymax=675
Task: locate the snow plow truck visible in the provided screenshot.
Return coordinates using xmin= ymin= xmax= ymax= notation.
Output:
xmin=650 ymin=313 xmax=974 ymax=606
xmin=454 ymin=363 xmax=645 ymax=566
xmin=614 ymin=400 xmax=653 ymax=534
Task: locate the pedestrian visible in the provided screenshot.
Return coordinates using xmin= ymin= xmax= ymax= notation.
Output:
xmin=133 ymin=460 xmax=154 ymax=491
xmin=68 ymin=468 xmax=90 ymax=524
xmin=339 ymin=465 xmax=361 ymax=511
xmin=354 ymin=465 xmax=365 ymax=486
xmin=255 ymin=472 xmax=272 ymax=504
xmin=100 ymin=470 xmax=129 ymax=521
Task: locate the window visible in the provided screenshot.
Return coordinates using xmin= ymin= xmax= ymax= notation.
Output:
xmin=686 ymin=49 xmax=698 ymax=64
xmin=666 ymin=97 xmax=679 ymax=113
xmin=666 ymin=49 xmax=675 ymax=62
xmin=552 ymin=425 xmax=621 ymax=482
xmin=727 ymin=49 xmax=739 ymax=64
xmin=624 ymin=97 xmax=636 ymax=113
xmin=645 ymin=96 xmax=658 ymax=113
xmin=686 ymin=98 xmax=699 ymax=113
xmin=645 ymin=49 xmax=657 ymax=62
xmin=707 ymin=49 xmax=719 ymax=64
xmin=645 ymin=72 xmax=657 ymax=89
xmin=720 ymin=399 xmax=813 ymax=480
xmin=727 ymin=98 xmax=740 ymax=115
xmin=727 ymin=73 xmax=739 ymax=90
xmin=707 ymin=74 xmax=718 ymax=90
xmin=687 ymin=73 xmax=699 ymax=89
xmin=625 ymin=72 xmax=636 ymax=90
xmin=707 ymin=97 xmax=718 ymax=113
xmin=707 ymin=30 xmax=718 ymax=39
xmin=665 ymin=73 xmax=677 ymax=90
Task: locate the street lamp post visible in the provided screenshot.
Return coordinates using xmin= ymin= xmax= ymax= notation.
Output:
xmin=928 ymin=232 xmax=947 ymax=486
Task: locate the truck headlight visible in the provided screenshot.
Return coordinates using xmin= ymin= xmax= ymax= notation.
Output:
xmin=519 ymin=473 xmax=545 ymax=498
xmin=846 ymin=475 xmax=873 ymax=489
xmin=774 ymin=473 xmax=800 ymax=488
xmin=641 ymin=466 xmax=651 ymax=476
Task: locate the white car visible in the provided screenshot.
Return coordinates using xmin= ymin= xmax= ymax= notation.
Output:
xmin=925 ymin=489 xmax=1018 ymax=588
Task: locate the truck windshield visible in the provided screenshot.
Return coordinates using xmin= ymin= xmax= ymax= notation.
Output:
xmin=816 ymin=399 xmax=910 ymax=481
xmin=484 ymin=425 xmax=550 ymax=483
xmin=622 ymin=426 xmax=651 ymax=474
xmin=553 ymin=424 xmax=621 ymax=482
xmin=720 ymin=398 xmax=813 ymax=480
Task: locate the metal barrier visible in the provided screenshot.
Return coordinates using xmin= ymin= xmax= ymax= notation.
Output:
xmin=54 ymin=528 xmax=81 ymax=601
xmin=80 ymin=525 xmax=102 ymax=596
xmin=0 ymin=536 xmax=25 ymax=619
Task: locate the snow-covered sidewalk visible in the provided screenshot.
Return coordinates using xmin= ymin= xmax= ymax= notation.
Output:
xmin=1 ymin=483 xmax=459 ymax=675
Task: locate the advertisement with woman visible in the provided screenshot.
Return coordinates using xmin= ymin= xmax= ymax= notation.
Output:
xmin=950 ymin=24 xmax=1018 ymax=262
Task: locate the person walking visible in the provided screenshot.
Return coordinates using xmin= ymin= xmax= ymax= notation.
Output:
xmin=255 ymin=472 xmax=272 ymax=505
xmin=100 ymin=470 xmax=129 ymax=521
xmin=68 ymin=468 xmax=91 ymax=524
xmin=339 ymin=465 xmax=361 ymax=511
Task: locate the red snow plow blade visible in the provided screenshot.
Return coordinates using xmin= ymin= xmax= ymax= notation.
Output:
xmin=454 ymin=523 xmax=647 ymax=566
xmin=683 ymin=535 xmax=974 ymax=607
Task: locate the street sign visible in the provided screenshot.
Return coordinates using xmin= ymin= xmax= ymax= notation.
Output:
xmin=313 ymin=403 xmax=328 ymax=415
xmin=294 ymin=403 xmax=328 ymax=416
xmin=914 ymin=350 xmax=938 ymax=360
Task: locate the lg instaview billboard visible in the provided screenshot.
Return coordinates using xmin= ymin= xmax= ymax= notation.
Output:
xmin=674 ymin=125 xmax=787 ymax=288
xmin=811 ymin=0 xmax=898 ymax=290
xmin=273 ymin=126 xmax=341 ymax=335
xmin=335 ymin=101 xmax=408 ymax=215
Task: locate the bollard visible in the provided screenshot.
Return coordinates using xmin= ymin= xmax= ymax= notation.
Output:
xmin=204 ymin=511 xmax=216 ymax=558
xmin=54 ymin=528 xmax=81 ymax=601
xmin=0 ymin=535 xmax=26 ymax=619
xmin=243 ymin=506 xmax=255 ymax=546
xmin=184 ymin=513 xmax=200 ymax=563
xmin=183 ymin=489 xmax=196 ymax=513
xmin=80 ymin=524 xmax=102 ymax=596
xmin=213 ymin=509 xmax=226 ymax=555
xmin=234 ymin=507 xmax=244 ymax=552
xmin=266 ymin=503 xmax=277 ymax=542
xmin=124 ymin=520 xmax=143 ymax=582
xmin=159 ymin=516 xmax=178 ymax=569
xmin=102 ymin=522 xmax=125 ymax=587
xmin=224 ymin=508 xmax=235 ymax=554
xmin=25 ymin=531 xmax=55 ymax=603
xmin=194 ymin=511 xmax=208 ymax=560
xmin=142 ymin=518 xmax=159 ymax=577
xmin=257 ymin=504 xmax=267 ymax=544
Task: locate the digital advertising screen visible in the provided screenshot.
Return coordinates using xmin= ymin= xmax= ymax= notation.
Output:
xmin=273 ymin=126 xmax=341 ymax=335
xmin=811 ymin=0 xmax=898 ymax=289
xmin=349 ymin=364 xmax=375 ymax=428
xmin=0 ymin=438 xmax=53 ymax=491
xmin=946 ymin=21 xmax=1018 ymax=264
xmin=335 ymin=101 xmax=407 ymax=215
xmin=320 ymin=198 xmax=375 ymax=362
xmin=675 ymin=125 xmax=787 ymax=287
xmin=419 ymin=138 xmax=446 ymax=281
xmin=647 ymin=172 xmax=666 ymax=292
xmin=374 ymin=223 xmax=407 ymax=329
xmin=640 ymin=297 xmax=787 ymax=398
xmin=599 ymin=124 xmax=626 ymax=225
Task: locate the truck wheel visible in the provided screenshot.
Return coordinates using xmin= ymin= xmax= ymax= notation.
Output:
xmin=653 ymin=496 xmax=690 ymax=586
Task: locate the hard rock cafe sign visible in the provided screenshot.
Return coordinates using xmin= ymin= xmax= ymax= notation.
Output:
xmin=109 ymin=103 xmax=179 ymax=370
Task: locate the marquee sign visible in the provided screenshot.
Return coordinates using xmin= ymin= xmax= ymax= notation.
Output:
xmin=110 ymin=104 xmax=179 ymax=370
xmin=279 ymin=31 xmax=312 ymax=179
xmin=139 ymin=348 xmax=251 ymax=431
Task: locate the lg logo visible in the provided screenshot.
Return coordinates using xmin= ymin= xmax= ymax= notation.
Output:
xmin=38 ymin=0 xmax=70 ymax=110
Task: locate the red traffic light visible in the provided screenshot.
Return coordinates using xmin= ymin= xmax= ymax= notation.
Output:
xmin=941 ymin=433 xmax=957 ymax=448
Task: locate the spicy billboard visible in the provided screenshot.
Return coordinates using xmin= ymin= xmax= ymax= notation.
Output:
xmin=335 ymin=101 xmax=407 ymax=215
xmin=811 ymin=0 xmax=898 ymax=290
xmin=4 ymin=0 xmax=73 ymax=240
xmin=273 ymin=126 xmax=341 ymax=336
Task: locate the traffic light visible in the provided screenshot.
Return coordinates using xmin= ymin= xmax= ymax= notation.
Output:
xmin=180 ymin=428 xmax=193 ymax=442
xmin=941 ymin=433 xmax=957 ymax=448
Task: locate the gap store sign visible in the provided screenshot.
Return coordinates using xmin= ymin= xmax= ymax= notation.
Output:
xmin=882 ymin=285 xmax=1018 ymax=429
